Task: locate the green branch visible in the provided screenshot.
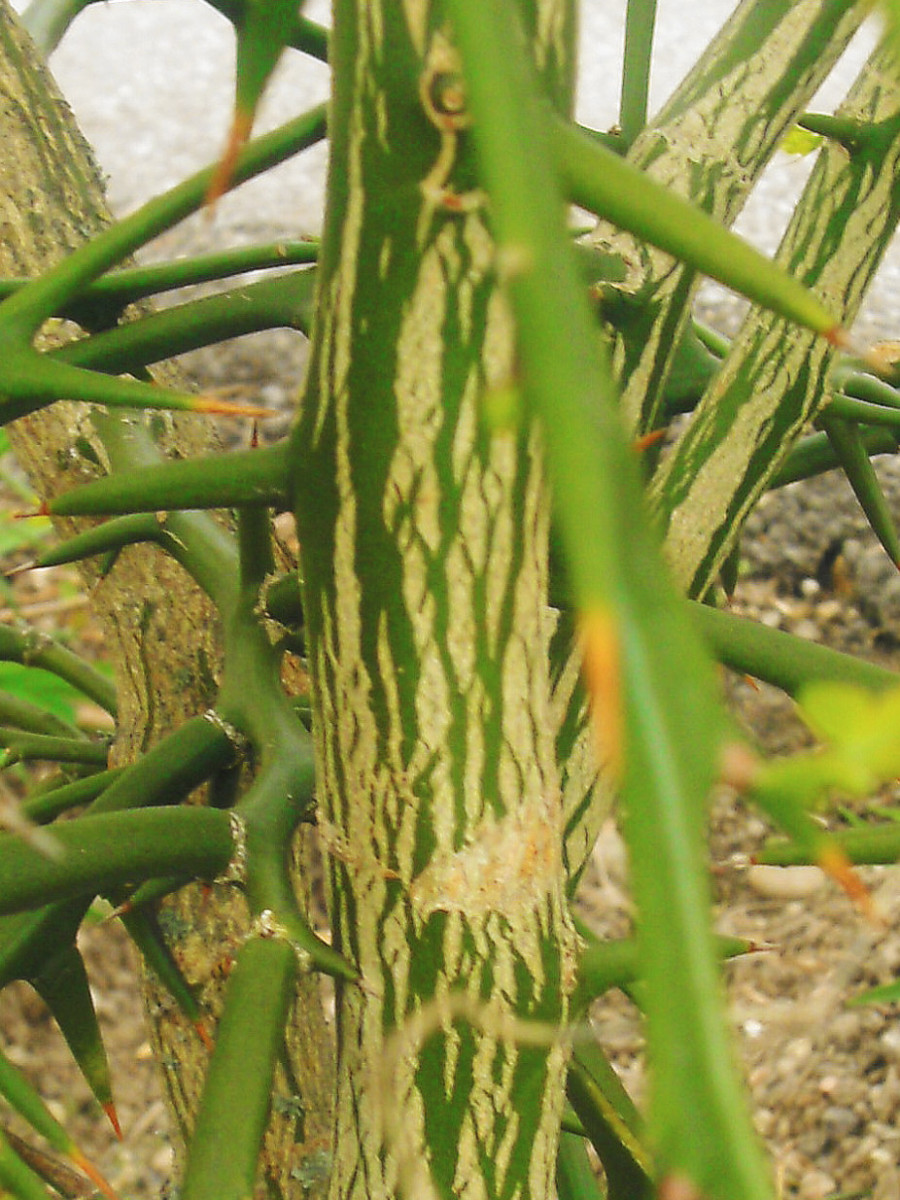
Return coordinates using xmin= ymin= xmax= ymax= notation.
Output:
xmin=0 ymin=729 xmax=107 ymax=767
xmin=0 ymin=241 xmax=318 ymax=327
xmin=49 ymin=443 xmax=289 ymax=517
xmin=53 ymin=269 xmax=317 ymax=377
xmin=619 ymin=0 xmax=657 ymax=146
xmin=180 ymin=934 xmax=297 ymax=1200
xmin=691 ymin=602 xmax=900 ymax=697
xmin=0 ymin=807 xmax=235 ymax=913
xmin=0 ymin=625 xmax=116 ymax=716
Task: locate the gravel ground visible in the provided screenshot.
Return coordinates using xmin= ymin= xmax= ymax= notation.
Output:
xmin=5 ymin=4 xmax=900 ymax=1199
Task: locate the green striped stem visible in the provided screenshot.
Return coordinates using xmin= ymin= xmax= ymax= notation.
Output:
xmin=878 ymin=0 xmax=900 ymax=61
xmin=590 ymin=0 xmax=865 ymax=436
xmin=654 ymin=42 xmax=900 ymax=599
xmin=290 ymin=3 xmax=578 ymax=1197
xmin=0 ymin=807 xmax=234 ymax=913
xmin=0 ymin=624 xmax=116 ymax=716
xmin=444 ymin=33 xmax=765 ymax=1193
xmin=180 ymin=935 xmax=296 ymax=1200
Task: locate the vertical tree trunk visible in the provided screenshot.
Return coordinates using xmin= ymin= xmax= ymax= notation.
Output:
xmin=291 ymin=5 xmax=579 ymax=1198
xmin=591 ymin=0 xmax=865 ymax=436
xmin=652 ymin=42 xmax=900 ymax=598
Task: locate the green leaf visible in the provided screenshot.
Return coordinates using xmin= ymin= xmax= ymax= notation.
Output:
xmin=798 ymin=681 xmax=900 ymax=783
xmin=0 ymin=666 xmax=79 ymax=727
xmin=780 ymin=125 xmax=824 ymax=156
xmin=848 ymin=977 xmax=900 ymax=1006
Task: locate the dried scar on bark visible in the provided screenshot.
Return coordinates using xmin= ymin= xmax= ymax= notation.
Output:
xmin=409 ymin=796 xmax=562 ymax=918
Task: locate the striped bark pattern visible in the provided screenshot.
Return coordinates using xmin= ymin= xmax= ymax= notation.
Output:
xmin=654 ymin=44 xmax=900 ymax=599
xmin=290 ymin=4 xmax=579 ymax=1198
xmin=589 ymin=0 xmax=865 ymax=435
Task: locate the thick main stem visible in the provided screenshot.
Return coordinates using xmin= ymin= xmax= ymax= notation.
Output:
xmin=290 ymin=4 xmax=578 ymax=1198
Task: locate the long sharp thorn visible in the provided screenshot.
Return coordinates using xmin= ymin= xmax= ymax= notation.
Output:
xmin=579 ymin=607 xmax=623 ymax=783
xmin=206 ymin=111 xmax=254 ymax=211
xmin=817 ymin=842 xmax=880 ymax=923
xmin=194 ymin=1020 xmax=214 ymax=1053
xmin=68 ymin=1147 xmax=121 ymax=1200
xmin=191 ymin=394 xmax=273 ymax=419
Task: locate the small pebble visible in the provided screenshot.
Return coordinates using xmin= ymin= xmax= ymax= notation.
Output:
xmin=746 ymin=864 xmax=825 ymax=900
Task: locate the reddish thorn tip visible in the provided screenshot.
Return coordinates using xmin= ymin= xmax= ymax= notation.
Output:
xmin=824 ymin=325 xmax=846 ymax=347
xmin=103 ymin=1101 xmax=123 ymax=1140
xmin=205 ymin=109 xmax=254 ymax=212
xmin=632 ymin=427 xmax=667 ymax=453
xmin=70 ymin=1150 xmax=121 ymax=1200
xmin=195 ymin=1020 xmax=214 ymax=1052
